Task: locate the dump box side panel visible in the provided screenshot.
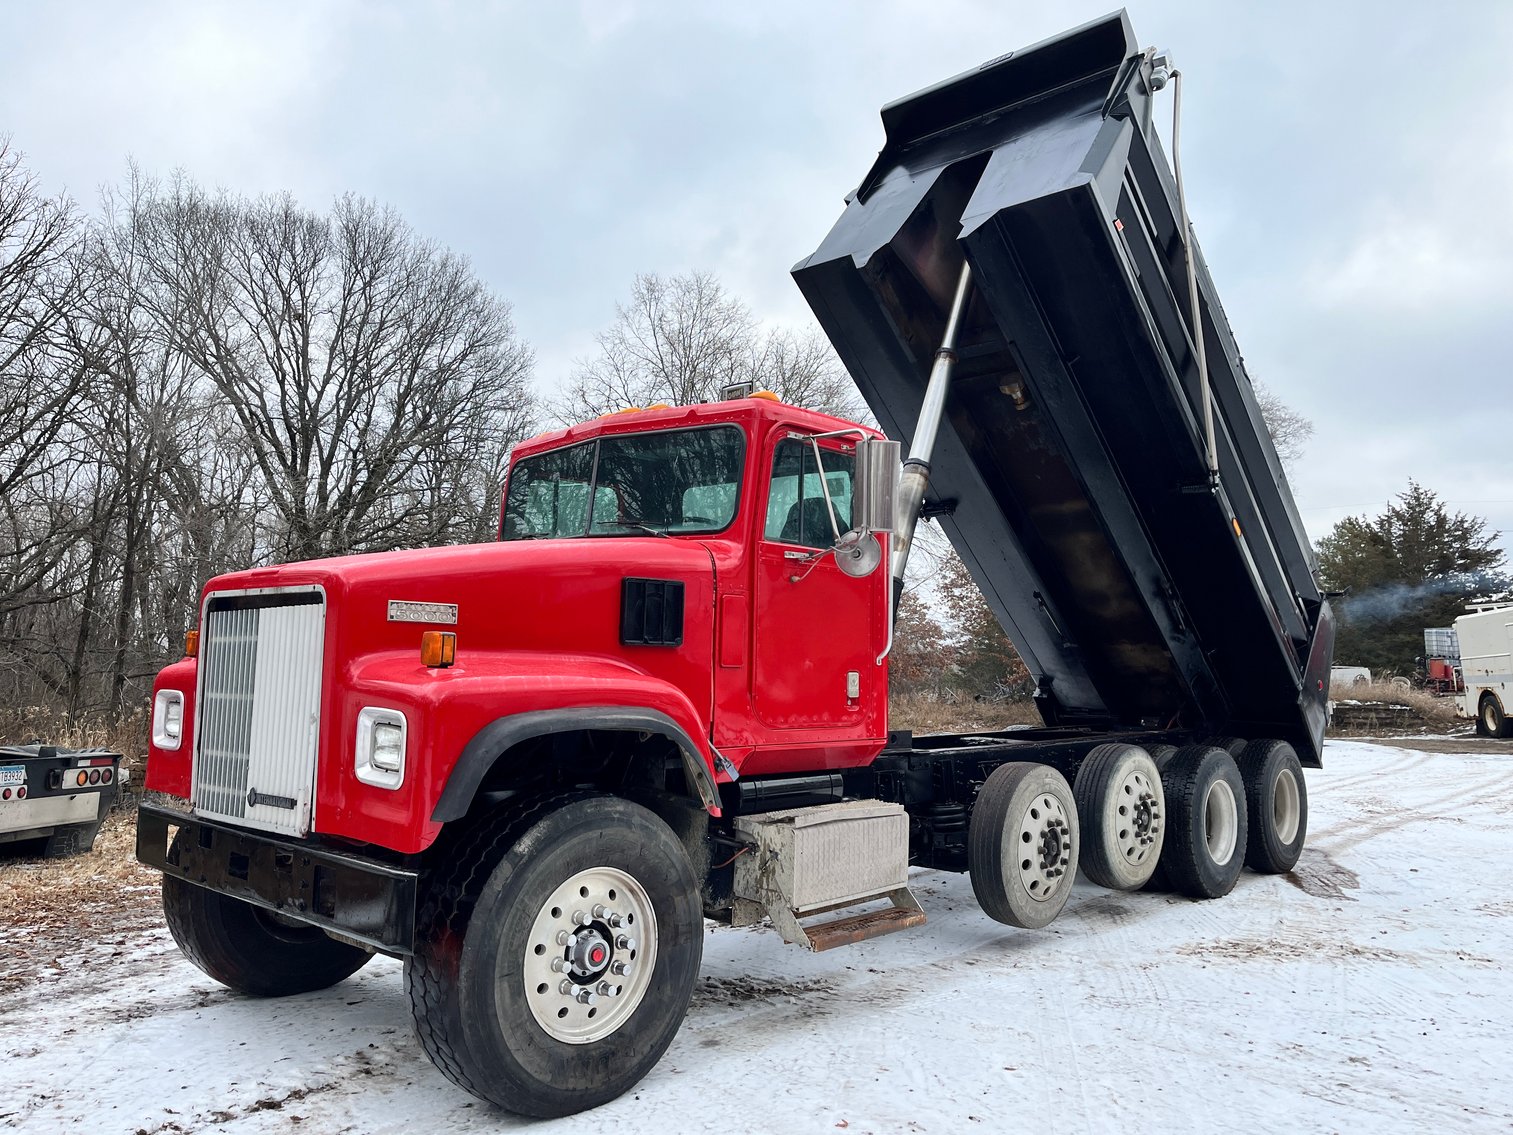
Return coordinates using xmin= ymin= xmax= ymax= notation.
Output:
xmin=794 ymin=12 xmax=1332 ymax=763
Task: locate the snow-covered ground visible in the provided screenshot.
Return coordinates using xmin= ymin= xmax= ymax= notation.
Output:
xmin=4 ymin=739 xmax=1511 ymax=1134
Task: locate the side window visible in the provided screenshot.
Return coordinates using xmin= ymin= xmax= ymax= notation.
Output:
xmin=501 ymin=443 xmax=596 ymax=539
xmin=764 ymin=438 xmax=855 ymax=549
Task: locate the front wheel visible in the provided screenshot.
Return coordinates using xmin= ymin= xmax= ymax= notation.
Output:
xmin=405 ymin=794 xmax=703 ymax=1118
xmin=163 ymin=874 xmax=371 ymax=996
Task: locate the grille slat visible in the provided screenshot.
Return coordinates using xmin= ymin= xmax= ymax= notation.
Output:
xmin=193 ymin=592 xmax=325 ymax=837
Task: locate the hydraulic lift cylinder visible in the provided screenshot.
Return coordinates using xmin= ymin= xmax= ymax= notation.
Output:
xmin=891 ymin=261 xmax=973 ymax=599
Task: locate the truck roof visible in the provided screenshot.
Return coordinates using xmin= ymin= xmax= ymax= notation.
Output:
xmin=511 ymin=395 xmax=872 ymax=461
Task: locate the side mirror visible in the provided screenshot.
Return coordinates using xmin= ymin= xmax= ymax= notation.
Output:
xmin=852 ymin=437 xmax=900 ymax=534
xmin=834 ymin=437 xmax=900 ymax=578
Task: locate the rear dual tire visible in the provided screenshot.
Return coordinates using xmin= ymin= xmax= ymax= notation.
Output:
xmin=1237 ymin=739 xmax=1308 ymax=874
xmin=1073 ymin=744 xmax=1165 ymax=891
xmin=1477 ymin=694 xmax=1513 ymax=738
xmin=1157 ymin=746 xmax=1247 ymax=900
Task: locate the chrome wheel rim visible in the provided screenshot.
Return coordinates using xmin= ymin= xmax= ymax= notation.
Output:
xmin=522 ymin=866 xmax=657 ymax=1044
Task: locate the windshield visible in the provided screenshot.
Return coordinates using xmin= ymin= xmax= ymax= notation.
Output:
xmin=502 ymin=425 xmax=746 ymax=540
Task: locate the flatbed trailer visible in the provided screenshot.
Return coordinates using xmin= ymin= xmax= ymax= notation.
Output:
xmin=1 ymin=745 xmax=124 ymax=858
xmin=135 ymin=11 xmax=1331 ymax=1120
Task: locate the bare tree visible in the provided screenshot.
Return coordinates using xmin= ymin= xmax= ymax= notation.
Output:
xmin=748 ymin=325 xmax=866 ymax=421
xmin=1254 ymin=381 xmax=1313 ymax=468
xmin=0 ymin=140 xmax=95 ymax=616
xmin=1 ymin=162 xmax=540 ymax=725
xmin=560 ymin=271 xmax=861 ymax=422
xmin=137 ymin=183 xmax=537 ymax=562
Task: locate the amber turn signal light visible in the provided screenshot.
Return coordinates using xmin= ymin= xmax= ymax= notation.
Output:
xmin=185 ymin=629 xmax=199 ymax=658
xmin=421 ymin=631 xmax=456 ymax=668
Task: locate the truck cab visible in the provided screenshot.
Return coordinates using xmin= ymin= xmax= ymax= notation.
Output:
xmin=142 ymin=395 xmax=894 ymax=859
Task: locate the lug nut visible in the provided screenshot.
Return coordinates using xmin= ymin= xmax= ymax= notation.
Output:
xmin=596 ymin=981 xmax=614 ymax=997
xmin=591 ymin=904 xmax=608 ymax=919
xmin=572 ymin=910 xmax=589 ymax=926
xmin=607 ymin=912 xmax=625 ymax=928
xmin=610 ymin=959 xmax=633 ymax=977
xmin=551 ymin=957 xmax=568 ymax=973
xmin=574 ymin=987 xmax=597 ymax=1005
xmin=615 ymin=935 xmax=637 ymax=952
xmin=556 ymin=929 xmax=572 ymax=945
xmin=559 ymin=980 xmax=574 ymax=995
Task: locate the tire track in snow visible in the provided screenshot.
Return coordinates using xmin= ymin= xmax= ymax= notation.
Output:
xmin=1308 ymin=770 xmax=1513 ymax=857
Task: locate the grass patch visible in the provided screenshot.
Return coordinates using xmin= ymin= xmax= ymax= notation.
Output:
xmin=1328 ymin=678 xmax=1464 ymax=735
xmin=889 ymin=692 xmax=1040 ymax=736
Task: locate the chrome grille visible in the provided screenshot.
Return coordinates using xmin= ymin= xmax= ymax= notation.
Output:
xmin=192 ymin=589 xmax=325 ymax=837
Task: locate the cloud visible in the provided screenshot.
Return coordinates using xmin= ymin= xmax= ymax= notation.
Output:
xmin=1309 ymin=210 xmax=1512 ymax=318
xmin=4 ymin=0 xmax=1512 ymax=565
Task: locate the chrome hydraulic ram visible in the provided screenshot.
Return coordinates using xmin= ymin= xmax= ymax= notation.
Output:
xmin=890 ymin=261 xmax=973 ymax=609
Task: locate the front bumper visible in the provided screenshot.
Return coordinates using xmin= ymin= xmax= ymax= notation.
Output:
xmin=136 ymin=802 xmax=419 ymax=954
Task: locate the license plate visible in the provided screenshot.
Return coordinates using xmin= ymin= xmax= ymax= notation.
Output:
xmin=0 ymin=765 xmax=24 ymax=787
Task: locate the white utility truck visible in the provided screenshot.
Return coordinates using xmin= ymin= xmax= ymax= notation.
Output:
xmin=1454 ymin=604 xmax=1513 ymax=736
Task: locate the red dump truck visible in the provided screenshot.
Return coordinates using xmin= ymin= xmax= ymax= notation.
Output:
xmin=135 ymin=13 xmax=1333 ymax=1117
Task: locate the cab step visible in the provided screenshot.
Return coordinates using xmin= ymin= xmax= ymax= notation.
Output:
xmin=797 ymin=891 xmax=927 ymax=952
xmin=731 ymin=799 xmax=925 ymax=951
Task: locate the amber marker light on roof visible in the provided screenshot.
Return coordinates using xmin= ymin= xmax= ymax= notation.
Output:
xmin=421 ymin=631 xmax=457 ymax=669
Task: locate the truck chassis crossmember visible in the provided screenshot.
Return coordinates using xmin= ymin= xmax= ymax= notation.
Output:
xmin=136 ymin=802 xmax=418 ymax=954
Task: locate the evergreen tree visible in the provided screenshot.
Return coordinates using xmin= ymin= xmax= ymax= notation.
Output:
xmin=1316 ymin=483 xmax=1506 ymax=674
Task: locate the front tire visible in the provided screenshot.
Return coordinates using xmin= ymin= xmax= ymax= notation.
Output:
xmin=405 ymin=794 xmax=703 ymax=1118
xmin=163 ymin=874 xmax=371 ymax=997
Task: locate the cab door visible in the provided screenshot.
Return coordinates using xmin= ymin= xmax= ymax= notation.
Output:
xmin=752 ymin=433 xmax=885 ymax=734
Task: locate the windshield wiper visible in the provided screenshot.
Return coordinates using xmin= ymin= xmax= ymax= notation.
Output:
xmin=601 ymin=520 xmax=670 ymax=538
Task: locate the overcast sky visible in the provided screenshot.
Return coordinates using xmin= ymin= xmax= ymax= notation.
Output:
xmin=4 ymin=1 xmax=1511 ymax=557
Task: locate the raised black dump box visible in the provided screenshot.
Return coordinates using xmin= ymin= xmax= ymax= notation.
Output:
xmin=794 ymin=11 xmax=1334 ymax=764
